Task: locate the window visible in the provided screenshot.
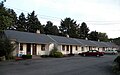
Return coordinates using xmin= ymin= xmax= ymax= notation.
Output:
xmin=20 ymin=43 xmax=23 ymax=51
xmin=66 ymin=45 xmax=69 ymax=51
xmin=62 ymin=45 xmax=65 ymax=51
xmin=81 ymin=47 xmax=84 ymax=51
xmin=76 ymin=46 xmax=78 ymax=51
xmin=41 ymin=44 xmax=45 ymax=51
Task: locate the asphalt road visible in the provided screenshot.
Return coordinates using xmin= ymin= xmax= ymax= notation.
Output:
xmin=0 ymin=55 xmax=118 ymax=75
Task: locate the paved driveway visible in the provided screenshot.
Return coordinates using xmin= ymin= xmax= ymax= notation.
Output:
xmin=0 ymin=55 xmax=117 ymax=75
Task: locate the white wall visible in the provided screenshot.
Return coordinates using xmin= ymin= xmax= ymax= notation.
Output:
xmin=72 ymin=46 xmax=82 ymax=54
xmin=12 ymin=44 xmax=18 ymax=56
xmin=19 ymin=43 xmax=26 ymax=55
xmin=57 ymin=45 xmax=68 ymax=55
xmin=36 ymin=43 xmax=54 ymax=55
xmin=37 ymin=44 xmax=41 ymax=55
xmin=57 ymin=45 xmax=82 ymax=55
xmin=37 ymin=44 xmax=48 ymax=55
xmin=112 ymin=47 xmax=117 ymax=50
xmin=98 ymin=47 xmax=103 ymax=52
xmin=83 ymin=46 xmax=89 ymax=52
xmin=15 ymin=42 xmax=118 ymax=56
xmin=48 ymin=43 xmax=54 ymax=53
xmin=16 ymin=43 xmax=27 ymax=56
xmin=58 ymin=45 xmax=66 ymax=55
xmin=16 ymin=43 xmax=54 ymax=56
xmin=10 ymin=41 xmax=17 ymax=56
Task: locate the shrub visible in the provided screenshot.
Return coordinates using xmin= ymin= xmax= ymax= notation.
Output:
xmin=114 ymin=56 xmax=120 ymax=63
xmin=54 ymin=52 xmax=63 ymax=58
xmin=0 ymin=38 xmax=15 ymax=60
xmin=112 ymin=62 xmax=120 ymax=73
xmin=0 ymin=56 xmax=5 ymax=61
xmin=113 ymin=56 xmax=120 ymax=74
xmin=22 ymin=55 xmax=32 ymax=59
xmin=49 ymin=47 xmax=63 ymax=58
xmin=6 ymin=56 xmax=15 ymax=60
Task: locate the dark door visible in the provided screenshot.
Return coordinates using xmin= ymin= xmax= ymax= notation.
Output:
xmin=89 ymin=46 xmax=91 ymax=50
xmin=70 ymin=45 xmax=73 ymax=54
xmin=27 ymin=44 xmax=31 ymax=55
xmin=32 ymin=44 xmax=37 ymax=55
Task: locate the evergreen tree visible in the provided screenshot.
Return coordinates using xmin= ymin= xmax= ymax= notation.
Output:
xmin=15 ymin=12 xmax=27 ymax=31
xmin=79 ymin=22 xmax=89 ymax=39
xmin=0 ymin=2 xmax=16 ymax=30
xmin=59 ymin=17 xmax=79 ymax=38
xmin=112 ymin=37 xmax=120 ymax=46
xmin=52 ymin=25 xmax=59 ymax=35
xmin=0 ymin=30 xmax=15 ymax=60
xmin=88 ymin=31 xmax=108 ymax=41
xmin=88 ymin=31 xmax=99 ymax=41
xmin=7 ymin=8 xmax=17 ymax=30
xmin=98 ymin=32 xmax=108 ymax=42
xmin=44 ymin=21 xmax=59 ymax=35
xmin=27 ymin=11 xmax=44 ymax=33
xmin=0 ymin=38 xmax=15 ymax=59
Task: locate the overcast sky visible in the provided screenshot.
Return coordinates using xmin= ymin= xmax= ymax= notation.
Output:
xmin=4 ymin=0 xmax=120 ymax=38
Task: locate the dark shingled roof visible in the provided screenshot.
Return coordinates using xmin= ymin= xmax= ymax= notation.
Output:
xmin=5 ymin=30 xmax=54 ymax=44
xmin=91 ymin=41 xmax=108 ymax=47
xmin=102 ymin=42 xmax=118 ymax=48
xmin=4 ymin=30 xmax=118 ymax=48
xmin=77 ymin=39 xmax=97 ymax=46
xmin=48 ymin=35 xmax=83 ymax=45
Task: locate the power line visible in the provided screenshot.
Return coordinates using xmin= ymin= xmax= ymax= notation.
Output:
xmin=5 ymin=5 xmax=61 ymax=19
xmin=5 ymin=5 xmax=120 ymax=25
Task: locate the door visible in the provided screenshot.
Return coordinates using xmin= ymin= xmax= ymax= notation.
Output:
xmin=27 ymin=44 xmax=31 ymax=55
xmin=70 ymin=45 xmax=73 ymax=54
xmin=32 ymin=44 xmax=37 ymax=55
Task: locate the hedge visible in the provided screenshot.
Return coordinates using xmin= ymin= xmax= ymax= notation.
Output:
xmin=49 ymin=47 xmax=63 ymax=58
xmin=22 ymin=55 xmax=32 ymax=59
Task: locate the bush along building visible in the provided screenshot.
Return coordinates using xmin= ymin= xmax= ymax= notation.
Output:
xmin=4 ymin=30 xmax=118 ymax=56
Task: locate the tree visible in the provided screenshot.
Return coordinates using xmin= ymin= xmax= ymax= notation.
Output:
xmin=98 ymin=32 xmax=108 ymax=42
xmin=112 ymin=37 xmax=120 ymax=46
xmin=88 ymin=31 xmax=108 ymax=41
xmin=59 ymin=17 xmax=79 ymax=38
xmin=88 ymin=31 xmax=99 ymax=41
xmin=15 ymin=12 xmax=27 ymax=31
xmin=0 ymin=38 xmax=15 ymax=60
xmin=79 ymin=22 xmax=89 ymax=39
xmin=0 ymin=1 xmax=17 ymax=30
xmin=26 ymin=11 xmax=44 ymax=33
xmin=49 ymin=47 xmax=63 ymax=58
xmin=44 ymin=21 xmax=59 ymax=35
xmin=7 ymin=8 xmax=17 ymax=30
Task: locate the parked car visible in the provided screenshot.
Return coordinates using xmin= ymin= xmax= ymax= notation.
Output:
xmin=79 ymin=50 xmax=104 ymax=57
xmin=104 ymin=50 xmax=118 ymax=54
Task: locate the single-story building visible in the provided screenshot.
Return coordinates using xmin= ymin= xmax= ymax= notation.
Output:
xmin=102 ymin=42 xmax=119 ymax=51
xmin=91 ymin=41 xmax=108 ymax=52
xmin=4 ymin=30 xmax=55 ymax=56
xmin=3 ymin=30 xmax=118 ymax=56
xmin=47 ymin=35 xmax=83 ymax=55
xmin=76 ymin=39 xmax=97 ymax=52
